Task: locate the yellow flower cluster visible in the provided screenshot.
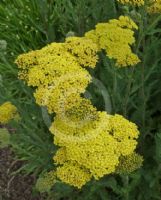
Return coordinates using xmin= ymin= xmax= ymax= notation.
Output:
xmin=117 ymin=0 xmax=144 ymax=6
xmin=109 ymin=114 xmax=139 ymax=156
xmin=51 ymin=112 xmax=140 ymax=188
xmin=16 ymin=41 xmax=94 ymax=115
xmin=148 ymin=0 xmax=161 ymax=13
xmin=0 ymin=102 xmax=18 ymax=124
xmin=56 ymin=162 xmax=92 ymax=189
xmin=15 ymin=16 xmax=141 ymax=189
xmin=117 ymin=0 xmax=161 ymax=14
xmin=85 ymin=16 xmax=140 ymax=67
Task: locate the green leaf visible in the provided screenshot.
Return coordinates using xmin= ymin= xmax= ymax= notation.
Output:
xmin=155 ymin=132 xmax=161 ymax=162
xmin=0 ymin=128 xmax=10 ymax=148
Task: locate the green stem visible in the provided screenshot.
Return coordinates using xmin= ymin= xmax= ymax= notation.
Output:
xmin=112 ymin=0 xmax=117 ymax=17
xmin=146 ymin=15 xmax=161 ymax=33
xmin=141 ymin=67 xmax=145 ymax=131
xmin=141 ymin=36 xmax=146 ymax=132
xmin=140 ymin=5 xmax=147 ymax=132
xmin=122 ymin=5 xmax=147 ymax=117
xmin=123 ymin=67 xmax=135 ymax=117
xmin=123 ymin=175 xmax=129 ymax=200
xmin=112 ymin=66 xmax=117 ymax=113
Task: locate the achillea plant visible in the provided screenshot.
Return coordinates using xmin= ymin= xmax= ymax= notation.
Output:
xmin=15 ymin=15 xmax=143 ymax=189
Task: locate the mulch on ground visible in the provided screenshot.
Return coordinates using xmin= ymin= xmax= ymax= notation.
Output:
xmin=0 ymin=147 xmax=44 ymax=200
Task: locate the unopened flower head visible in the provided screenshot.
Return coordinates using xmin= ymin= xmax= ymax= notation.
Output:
xmin=36 ymin=170 xmax=56 ymax=193
xmin=116 ymin=153 xmax=143 ymax=174
xmin=147 ymin=0 xmax=161 ymax=13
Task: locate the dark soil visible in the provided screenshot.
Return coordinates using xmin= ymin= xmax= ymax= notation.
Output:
xmin=0 ymin=147 xmax=44 ymax=200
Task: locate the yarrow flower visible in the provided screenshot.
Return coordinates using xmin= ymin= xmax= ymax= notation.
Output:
xmin=117 ymin=0 xmax=144 ymax=6
xmin=15 ymin=15 xmax=142 ymax=189
xmin=0 ymin=102 xmax=18 ymax=124
xmin=85 ymin=16 xmax=140 ymax=67
xmin=51 ymin=112 xmax=140 ymax=186
xmin=56 ymin=162 xmax=92 ymax=189
xmin=16 ymin=42 xmax=93 ymax=115
xmin=147 ymin=0 xmax=161 ymax=13
xmin=117 ymin=0 xmax=161 ymax=14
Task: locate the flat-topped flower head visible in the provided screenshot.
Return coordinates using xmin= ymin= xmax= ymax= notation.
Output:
xmin=117 ymin=0 xmax=144 ymax=6
xmin=52 ymin=112 xmax=140 ymax=188
xmin=109 ymin=16 xmax=138 ymax=30
xmin=85 ymin=16 xmax=140 ymax=67
xmin=0 ymin=102 xmax=18 ymax=124
xmin=56 ymin=162 xmax=92 ymax=189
